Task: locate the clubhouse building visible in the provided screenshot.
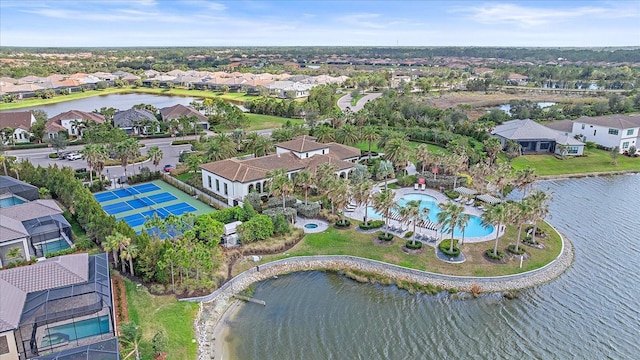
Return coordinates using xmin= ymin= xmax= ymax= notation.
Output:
xmin=200 ymin=136 xmax=360 ymax=206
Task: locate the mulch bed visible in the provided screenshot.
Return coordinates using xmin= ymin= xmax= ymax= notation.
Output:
xmin=483 ymin=252 xmax=509 ymax=264
xmin=333 ymin=224 xmax=352 ymax=230
xmin=401 ymin=245 xmax=425 ymax=255
xmin=373 ymin=236 xmax=395 ymax=246
xmin=111 ymin=275 xmax=129 ymax=333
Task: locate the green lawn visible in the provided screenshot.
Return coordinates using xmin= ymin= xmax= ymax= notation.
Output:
xmin=245 ymin=113 xmax=303 ymax=130
xmin=354 ymin=141 xmax=447 ymax=154
xmin=350 ymin=93 xmax=365 ymax=106
xmin=237 ymin=221 xmax=562 ymax=277
xmin=511 ymin=149 xmax=640 ymax=176
xmin=125 ymin=278 xmax=199 ymax=360
xmin=0 ymin=88 xmax=124 ymax=110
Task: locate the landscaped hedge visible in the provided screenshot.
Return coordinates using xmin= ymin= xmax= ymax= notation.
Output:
xmin=405 ymin=241 xmax=422 ymax=250
xmin=171 ymin=139 xmax=195 ymax=146
xmin=128 ymin=170 xmax=162 ymax=184
xmin=404 ymin=231 xmax=414 ymax=238
xmin=263 ymin=207 xmax=297 ymax=224
xmin=444 ymin=190 xmax=460 ymax=199
xmin=377 ymin=232 xmax=393 ymax=241
xmin=359 ymin=220 xmax=385 ymax=230
xmin=335 ymin=219 xmax=351 ymax=227
xmin=507 ymin=244 xmax=526 ymax=255
xmin=295 ymin=202 xmax=321 ymax=218
xmin=439 ymin=239 xmax=460 ymax=257
xmin=485 ymin=249 xmax=507 ymax=260
xmin=267 ymin=196 xmax=297 ymax=209
xmin=49 ymin=153 xmax=59 ymax=159
xmin=8 ymin=143 xmax=48 ymax=150
xmin=397 ymin=174 xmax=418 ymax=187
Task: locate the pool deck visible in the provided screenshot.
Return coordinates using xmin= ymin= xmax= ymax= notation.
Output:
xmin=294 ymin=217 xmax=329 ymax=233
xmin=344 ymin=186 xmax=502 ymax=244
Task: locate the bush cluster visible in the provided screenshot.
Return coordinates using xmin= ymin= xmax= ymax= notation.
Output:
xmin=267 ymin=196 xmax=297 ymax=209
xmin=359 ymin=220 xmax=385 ymax=230
xmin=296 ymin=202 xmax=320 ymax=218
xmin=405 ymin=241 xmax=422 ymax=250
xmin=377 ymin=232 xmax=393 ymax=241
xmin=444 ymin=190 xmax=460 ymax=199
xmin=485 ymin=249 xmax=506 ymax=260
xmin=507 ymin=244 xmax=526 ymax=255
xmin=128 ymin=170 xmax=162 ymax=185
xmin=335 ymin=219 xmax=351 ymax=227
xmin=171 ymin=139 xmax=195 ymax=146
xmin=439 ymin=239 xmax=460 ymax=257
xmin=396 ymin=174 xmax=418 ymax=187
xmin=404 ymin=231 xmax=414 ymax=238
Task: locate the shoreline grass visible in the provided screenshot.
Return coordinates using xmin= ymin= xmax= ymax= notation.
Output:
xmin=511 ymin=149 xmax=640 ymax=176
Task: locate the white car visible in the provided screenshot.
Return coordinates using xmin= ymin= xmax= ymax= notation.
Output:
xmin=67 ymin=153 xmax=83 ymax=161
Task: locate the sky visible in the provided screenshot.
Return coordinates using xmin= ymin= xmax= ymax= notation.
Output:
xmin=1 ymin=0 xmax=639 ymax=47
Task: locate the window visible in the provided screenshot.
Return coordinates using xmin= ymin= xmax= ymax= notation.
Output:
xmin=622 ymin=142 xmax=629 ymax=149
xmin=208 ymin=176 xmax=212 ymax=188
xmin=568 ymin=146 xmax=579 ymax=154
xmin=540 ymin=143 xmax=550 ymax=150
xmin=0 ymin=335 xmax=9 ymax=355
xmin=608 ymin=128 xmax=619 ymax=135
xmin=627 ymin=129 xmax=635 ymax=136
xmin=322 ymin=150 xmax=326 ymax=154
xmin=216 ymin=179 xmax=220 ymax=192
xmin=224 ymin=183 xmax=228 ymax=195
xmin=306 ymin=153 xmax=309 ymax=158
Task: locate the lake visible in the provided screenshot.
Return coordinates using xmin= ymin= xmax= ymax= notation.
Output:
xmin=498 ymin=102 xmax=556 ymax=115
xmin=0 ymin=93 xmax=200 ymax=116
xmin=223 ymin=174 xmax=640 ymax=359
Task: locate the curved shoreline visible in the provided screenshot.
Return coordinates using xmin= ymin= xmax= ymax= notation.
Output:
xmin=189 ymin=228 xmax=573 ymax=359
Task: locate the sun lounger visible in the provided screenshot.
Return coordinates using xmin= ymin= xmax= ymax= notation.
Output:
xmin=414 ymin=183 xmax=419 ymax=190
xmin=466 ymin=199 xmax=475 ymax=206
xmin=453 ymin=196 xmax=462 ymax=202
xmin=421 ymin=184 xmax=426 ymax=191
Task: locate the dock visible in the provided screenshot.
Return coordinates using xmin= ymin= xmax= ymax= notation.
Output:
xmin=233 ymin=294 xmax=266 ymax=306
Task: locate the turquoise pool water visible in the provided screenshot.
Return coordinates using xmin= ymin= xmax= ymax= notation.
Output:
xmin=0 ymin=196 xmax=26 ymax=208
xmin=41 ymin=316 xmax=110 ymax=347
xmin=366 ymin=193 xmax=493 ymax=237
xmin=39 ymin=239 xmax=70 ymax=256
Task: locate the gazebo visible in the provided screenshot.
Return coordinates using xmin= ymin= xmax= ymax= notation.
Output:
xmin=454 ymin=186 xmax=478 ymax=197
xmin=476 ymin=194 xmax=503 ymax=205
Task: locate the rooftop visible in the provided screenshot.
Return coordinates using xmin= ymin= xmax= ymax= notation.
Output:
xmin=574 ymin=114 xmax=640 ymax=129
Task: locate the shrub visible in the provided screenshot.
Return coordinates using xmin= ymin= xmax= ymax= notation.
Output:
xmin=273 ymin=214 xmax=290 ymax=235
xmin=377 ymin=232 xmax=393 ymax=241
xmin=267 ymin=196 xmax=297 ymax=209
xmin=238 ymin=214 xmax=274 ymax=243
xmin=359 ymin=220 xmax=385 ymax=230
xmin=296 ymin=202 xmax=321 ymax=218
xmin=404 ymin=231 xmax=414 ymax=238
xmin=397 ymin=174 xmax=418 ymax=187
xmin=405 ymin=240 xmax=422 ymax=249
xmin=485 ymin=248 xmax=506 ymax=260
xmin=45 ymin=247 xmax=76 ymax=258
xmin=245 ymin=192 xmax=263 ymax=213
xmin=74 ymin=236 xmax=95 ymax=250
xmin=444 ymin=190 xmax=460 ymax=199
xmin=49 ymin=153 xmax=59 ymax=159
xmin=263 ymin=207 xmax=297 ymax=224
xmin=335 ymin=219 xmax=351 ymax=227
xmin=507 ymin=244 xmax=526 ymax=255
xmin=171 ymin=139 xmax=195 ymax=145
xmin=439 ymin=239 xmax=460 ymax=257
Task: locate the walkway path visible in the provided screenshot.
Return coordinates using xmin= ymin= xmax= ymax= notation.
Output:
xmin=337 ymin=92 xmax=383 ymax=113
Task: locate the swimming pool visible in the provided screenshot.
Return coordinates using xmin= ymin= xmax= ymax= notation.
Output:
xmin=366 ymin=193 xmax=494 ymax=237
xmin=41 ymin=316 xmax=111 ymax=347
xmin=0 ymin=195 xmax=26 ymax=208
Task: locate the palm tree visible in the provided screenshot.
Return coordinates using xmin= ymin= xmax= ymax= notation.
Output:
xmin=314 ymin=162 xmax=338 ymax=194
xmin=120 ymin=241 xmax=139 ymax=276
xmin=376 ymin=160 xmax=395 ymax=190
xmin=104 ymin=232 xmax=127 ymax=269
xmin=293 ymin=169 xmax=313 ymax=205
xmin=415 ymin=144 xmax=431 ymax=175
xmin=120 ymin=322 xmax=142 ymax=360
xmin=1 ymin=127 xmax=15 ymax=146
xmin=70 ymin=119 xmax=85 ymax=139
xmin=147 ymin=146 xmax=163 ymax=171
xmin=445 ymin=153 xmax=467 ymax=189
xmin=482 ymin=203 xmax=508 ymax=257
xmin=376 ymin=130 xmax=404 ymax=150
xmin=383 ymin=137 xmax=410 ymax=172
xmin=510 ymin=199 xmax=534 ymax=253
xmin=437 ymin=202 xmax=465 ymax=253
xmin=266 ymin=168 xmax=293 ymax=212
xmin=313 ymin=126 xmax=335 ymax=143
xmin=373 ymin=189 xmax=397 ymax=238
xmin=6 ymin=247 xmax=23 ymax=262
xmin=186 ymin=154 xmax=203 ymax=177
xmin=399 ymin=200 xmax=429 ymax=247
xmin=81 ymin=143 xmax=106 ymax=183
xmin=9 ymin=161 xmax=20 ymax=181
xmin=352 ymin=180 xmax=374 ymax=224
xmin=457 ymin=213 xmax=471 ymax=245
xmin=360 ymin=126 xmax=379 ymax=160
xmin=527 ymin=190 xmax=552 ymax=244
xmin=336 ymin=123 xmax=359 ymax=145
xmin=328 ymin=178 xmax=351 ymax=221
xmin=484 ymin=138 xmax=503 ymax=166
xmin=515 ymin=167 xmax=537 ymax=196
xmin=0 ymin=153 xmax=7 ymax=176
xmin=114 ymin=138 xmax=140 ymax=177
xmin=250 ymin=135 xmax=274 ymax=157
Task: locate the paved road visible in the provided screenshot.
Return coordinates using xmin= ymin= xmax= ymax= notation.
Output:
xmin=337 ymin=92 xmax=383 ymax=113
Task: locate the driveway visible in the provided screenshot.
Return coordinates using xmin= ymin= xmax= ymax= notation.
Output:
xmin=337 ymin=92 xmax=383 ymax=113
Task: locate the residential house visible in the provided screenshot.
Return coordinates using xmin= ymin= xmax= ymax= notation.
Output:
xmin=507 ymin=73 xmax=530 ymax=86
xmin=159 ymin=104 xmax=209 ymax=130
xmin=491 ymin=119 xmax=585 ymax=156
xmin=113 ymin=108 xmax=159 ymax=135
xmin=570 ymin=114 xmax=640 ymax=153
xmin=45 ymin=110 xmax=105 ymax=139
xmin=200 ymin=135 xmax=360 ymax=206
xmin=0 ymin=112 xmax=36 ymax=144
xmin=0 ymin=253 xmax=118 ymax=359
xmin=265 ymin=81 xmax=314 ymax=98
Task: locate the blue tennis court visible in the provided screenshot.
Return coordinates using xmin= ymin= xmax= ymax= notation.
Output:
xmin=141 ymin=208 xmax=171 ymax=219
xmin=95 ymin=192 xmax=118 ymax=203
xmin=126 ymin=199 xmax=149 ymax=209
xmin=165 ymin=202 xmax=198 ymax=215
xmin=119 ymin=214 xmax=146 ymax=227
xmin=103 ymin=202 xmax=133 ymax=215
xmin=132 ymin=183 xmax=160 ymax=193
xmin=148 ymin=193 xmax=177 ymax=204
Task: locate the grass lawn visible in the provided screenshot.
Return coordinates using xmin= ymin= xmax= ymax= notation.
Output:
xmin=245 ymin=113 xmax=303 ymax=130
xmin=176 ymin=172 xmax=196 ymax=182
xmin=350 ymin=93 xmax=365 ymax=106
xmin=511 ymin=149 xmax=640 ymax=176
xmin=0 ymin=88 xmax=124 ymax=110
xmin=129 ymin=88 xmax=259 ymax=104
xmin=234 ymin=221 xmax=562 ymax=278
xmin=125 ymin=278 xmax=199 ymax=360
xmin=354 ymin=141 xmax=447 ymax=155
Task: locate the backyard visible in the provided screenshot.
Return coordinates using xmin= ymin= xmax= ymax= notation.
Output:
xmin=511 ymin=149 xmax=640 ymax=176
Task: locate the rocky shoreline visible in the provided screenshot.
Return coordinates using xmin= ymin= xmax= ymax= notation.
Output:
xmin=193 ymin=231 xmax=574 ymax=359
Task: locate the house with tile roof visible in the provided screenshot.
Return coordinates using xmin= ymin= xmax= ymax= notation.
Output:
xmin=45 ymin=110 xmax=105 ymax=139
xmin=491 ymin=119 xmax=585 ymax=156
xmin=0 ymin=253 xmax=117 ymax=359
xmin=200 ymin=135 xmax=361 ymax=206
xmin=570 ymin=114 xmax=640 ymax=153
xmin=159 ymin=104 xmax=209 ymax=130
xmin=0 ymin=112 xmax=36 ymax=144
xmin=113 ymin=108 xmax=159 ymax=135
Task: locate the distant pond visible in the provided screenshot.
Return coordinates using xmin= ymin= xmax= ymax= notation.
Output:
xmin=498 ymin=102 xmax=556 ymax=115
xmin=1 ymin=93 xmax=201 ymax=116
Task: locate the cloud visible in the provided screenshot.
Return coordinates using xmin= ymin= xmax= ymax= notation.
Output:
xmin=336 ymin=13 xmax=385 ymax=29
xmin=456 ymin=3 xmax=639 ymax=27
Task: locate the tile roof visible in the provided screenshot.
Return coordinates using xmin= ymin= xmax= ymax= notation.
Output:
xmin=0 ymin=199 xmax=63 ymax=223
xmin=545 ymin=120 xmax=574 ymax=133
xmin=159 ymin=104 xmax=207 ymax=122
xmin=0 ymin=214 xmax=29 ymax=242
xmin=0 ymin=111 xmax=35 ymax=131
xmin=48 ymin=110 xmax=105 ymax=125
xmin=575 ymin=114 xmax=640 ymax=129
xmin=326 ymin=142 xmax=362 ymax=160
xmin=0 ymin=253 xmax=89 ymax=331
xmin=492 ymin=119 xmax=567 ymax=141
xmin=201 ymin=152 xmax=305 ymax=183
xmin=113 ymin=108 xmax=157 ymax=128
xmin=276 ymin=135 xmax=328 ymax=153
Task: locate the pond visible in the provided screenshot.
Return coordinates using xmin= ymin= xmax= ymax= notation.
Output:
xmin=497 ymin=101 xmax=556 ymax=115
xmin=1 ymin=93 xmax=200 ymax=116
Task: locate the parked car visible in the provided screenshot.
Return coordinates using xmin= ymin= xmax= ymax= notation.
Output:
xmin=67 ymin=153 xmax=83 ymax=161
xmin=163 ymin=164 xmax=175 ymax=172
